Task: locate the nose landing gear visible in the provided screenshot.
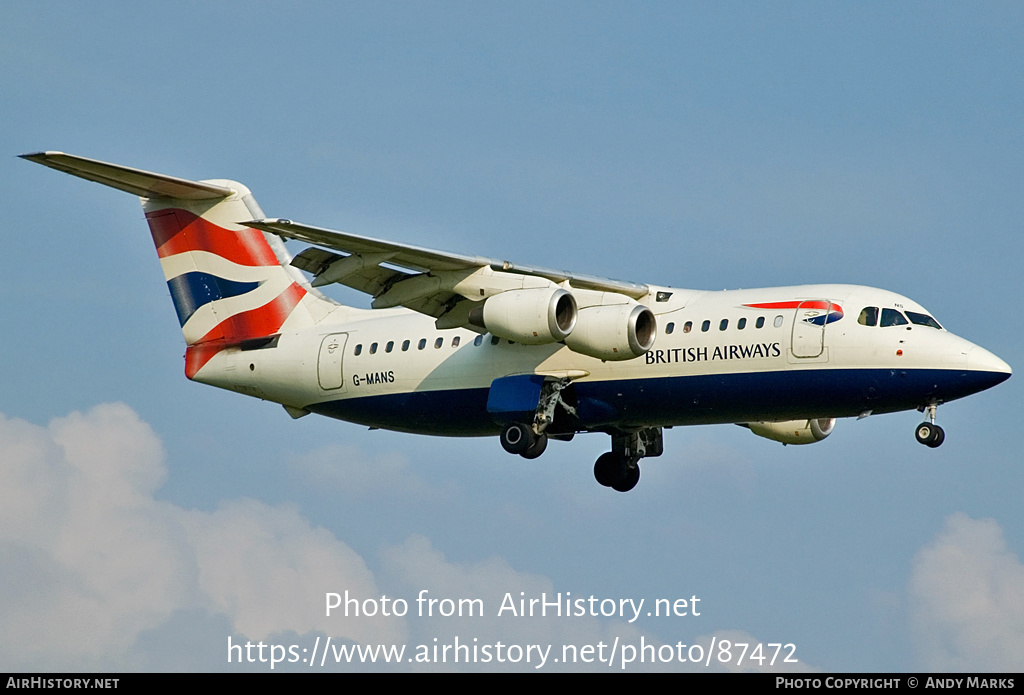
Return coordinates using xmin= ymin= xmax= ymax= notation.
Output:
xmin=914 ymin=403 xmax=945 ymax=448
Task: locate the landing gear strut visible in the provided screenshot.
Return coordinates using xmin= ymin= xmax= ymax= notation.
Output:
xmin=498 ymin=378 xmax=574 ymax=460
xmin=593 ymin=428 xmax=663 ymax=493
xmin=914 ymin=403 xmax=945 ymax=448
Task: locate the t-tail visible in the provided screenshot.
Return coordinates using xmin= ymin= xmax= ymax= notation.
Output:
xmin=20 ymin=152 xmax=337 ymax=379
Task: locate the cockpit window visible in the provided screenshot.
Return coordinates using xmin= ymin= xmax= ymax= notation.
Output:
xmin=858 ymin=307 xmax=878 ymax=326
xmin=880 ymin=308 xmax=909 ymax=327
xmin=906 ymin=311 xmax=943 ymax=329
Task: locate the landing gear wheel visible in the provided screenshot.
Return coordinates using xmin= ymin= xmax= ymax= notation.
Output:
xmin=521 ymin=433 xmax=548 ymax=459
xmin=500 ymin=422 xmax=533 ymax=455
xmin=612 ymin=462 xmax=640 ymax=492
xmin=914 ymin=423 xmax=933 ymax=445
xmin=594 ymin=452 xmax=626 ymax=487
xmin=915 ymin=422 xmax=945 ymax=448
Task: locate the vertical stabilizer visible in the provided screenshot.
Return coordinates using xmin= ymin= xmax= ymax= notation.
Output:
xmin=20 ymin=152 xmax=338 ymax=379
xmin=144 ymin=185 xmax=320 ymax=378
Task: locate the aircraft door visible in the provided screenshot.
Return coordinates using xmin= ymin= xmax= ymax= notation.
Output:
xmin=317 ymin=333 xmax=349 ymax=391
xmin=790 ymin=300 xmax=831 ymax=359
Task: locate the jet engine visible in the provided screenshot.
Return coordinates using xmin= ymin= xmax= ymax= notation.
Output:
xmin=469 ymin=288 xmax=577 ymax=344
xmin=745 ymin=418 xmax=836 ymax=445
xmin=564 ymin=303 xmax=657 ymax=361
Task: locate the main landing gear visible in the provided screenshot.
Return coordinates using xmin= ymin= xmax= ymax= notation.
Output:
xmin=594 ymin=428 xmax=663 ymax=493
xmin=496 ymin=377 xmax=661 ymax=492
xmin=914 ymin=403 xmax=945 ymax=448
xmin=499 ymin=378 xmax=575 ymax=460
xmin=499 ymin=421 xmax=548 ymax=459
xmin=594 ymin=451 xmax=639 ymax=492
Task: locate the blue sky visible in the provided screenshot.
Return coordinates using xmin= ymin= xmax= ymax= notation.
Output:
xmin=2 ymin=2 xmax=1022 ymax=671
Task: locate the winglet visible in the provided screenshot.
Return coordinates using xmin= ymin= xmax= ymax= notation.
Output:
xmin=19 ymin=151 xmax=235 ymax=200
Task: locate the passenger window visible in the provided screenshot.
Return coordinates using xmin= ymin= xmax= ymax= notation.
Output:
xmin=354 ymin=344 xmax=362 ymax=356
xmin=369 ymin=342 xmax=378 ymax=355
xmin=452 ymin=336 xmax=461 ymax=347
xmin=683 ymin=321 xmax=692 ymax=333
xmin=666 ymin=322 xmax=675 ymax=335
xmin=386 ymin=341 xmax=394 ymax=353
xmin=858 ymin=307 xmax=879 ymax=326
xmin=402 ymin=340 xmax=410 ymax=352
xmin=490 ymin=335 xmax=500 ymax=346
xmin=756 ymin=316 xmax=765 ymax=329
xmin=719 ymin=319 xmax=728 ymax=331
xmin=774 ymin=315 xmax=784 ymax=328
xmin=701 ymin=320 xmax=710 ymax=332
xmin=906 ymin=311 xmax=943 ymax=329
xmin=738 ymin=318 xmax=746 ymax=329
xmin=418 ymin=339 xmax=427 ymax=350
xmin=474 ymin=335 xmax=483 ymax=347
xmin=880 ymin=309 xmax=908 ymax=327
xmin=434 ymin=337 xmax=443 ymax=349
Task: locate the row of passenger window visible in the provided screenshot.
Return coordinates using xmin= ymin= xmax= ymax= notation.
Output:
xmin=664 ymin=315 xmax=785 ymax=335
xmin=857 ymin=307 xmax=942 ymax=329
xmin=352 ymin=314 xmax=792 ymax=355
xmin=353 ymin=333 xmax=524 ymax=356
xmin=352 ymin=306 xmax=943 ymax=356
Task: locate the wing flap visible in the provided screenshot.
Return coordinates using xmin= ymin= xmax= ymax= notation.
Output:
xmin=291 ymin=246 xmax=416 ymax=300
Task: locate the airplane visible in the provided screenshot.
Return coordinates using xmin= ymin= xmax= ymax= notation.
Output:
xmin=21 ymin=151 xmax=1012 ymax=492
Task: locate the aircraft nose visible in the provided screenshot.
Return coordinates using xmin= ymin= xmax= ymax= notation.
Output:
xmin=967 ymin=344 xmax=1012 ymax=385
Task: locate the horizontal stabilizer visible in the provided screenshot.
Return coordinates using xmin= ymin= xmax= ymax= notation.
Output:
xmin=19 ymin=151 xmax=234 ymax=200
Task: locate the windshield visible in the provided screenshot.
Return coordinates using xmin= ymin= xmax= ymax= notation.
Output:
xmin=905 ymin=311 xmax=943 ymax=329
xmin=880 ymin=308 xmax=908 ymax=327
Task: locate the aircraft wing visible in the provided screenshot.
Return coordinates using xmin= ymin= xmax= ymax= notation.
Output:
xmin=246 ymin=218 xmax=650 ymax=324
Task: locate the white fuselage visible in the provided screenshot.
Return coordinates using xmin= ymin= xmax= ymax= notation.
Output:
xmin=20 ymin=151 xmax=1011 ymax=490
xmin=194 ymin=282 xmax=1010 ymax=436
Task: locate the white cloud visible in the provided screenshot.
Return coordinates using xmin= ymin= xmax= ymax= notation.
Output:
xmin=380 ymin=534 xmax=651 ymax=671
xmin=0 ymin=404 xmax=402 ymax=670
xmin=0 ymin=403 xmax=825 ymax=672
xmin=0 ymin=405 xmax=189 ymax=666
xmin=908 ymin=512 xmax=1024 ymax=672
xmin=183 ymin=498 xmax=396 ymax=645
xmin=378 ymin=536 xmax=819 ymax=672
xmin=378 ymin=534 xmax=822 ymax=671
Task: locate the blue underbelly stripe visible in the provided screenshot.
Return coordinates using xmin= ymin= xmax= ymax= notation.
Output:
xmin=307 ymin=368 xmax=1009 ymax=436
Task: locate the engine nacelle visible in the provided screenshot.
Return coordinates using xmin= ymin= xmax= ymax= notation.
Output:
xmin=469 ymin=288 xmax=577 ymax=344
xmin=564 ymin=304 xmax=657 ymax=361
xmin=746 ymin=418 xmax=836 ymax=445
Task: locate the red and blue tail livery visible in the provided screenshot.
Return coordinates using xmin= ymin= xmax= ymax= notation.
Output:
xmin=21 ymin=151 xmax=1011 ymax=492
xmin=143 ymin=197 xmax=314 ymax=377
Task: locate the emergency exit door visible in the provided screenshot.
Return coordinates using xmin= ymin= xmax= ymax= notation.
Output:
xmin=317 ymin=333 xmax=349 ymax=390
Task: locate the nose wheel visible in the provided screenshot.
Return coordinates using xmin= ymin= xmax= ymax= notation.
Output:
xmin=915 ymin=404 xmax=945 ymax=448
xmin=915 ymin=422 xmax=945 ymax=448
